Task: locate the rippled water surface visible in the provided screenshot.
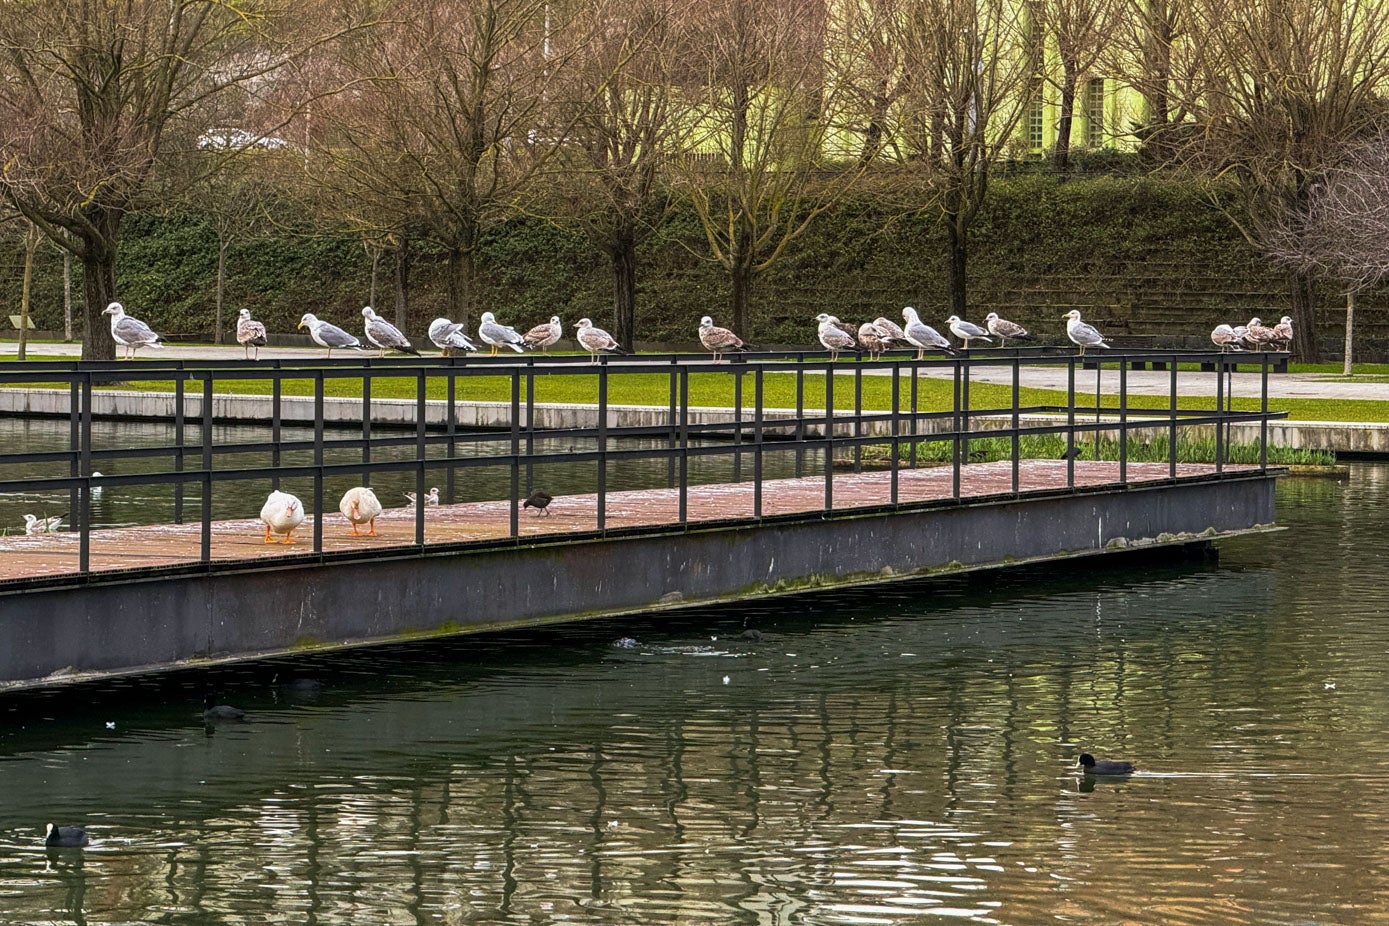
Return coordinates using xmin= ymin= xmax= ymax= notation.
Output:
xmin=1 ymin=464 xmax=1387 ymax=925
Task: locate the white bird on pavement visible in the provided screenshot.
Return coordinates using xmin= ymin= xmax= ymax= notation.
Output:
xmin=259 ymin=490 xmax=305 ymax=544
xmin=236 ymin=308 xmax=268 ymax=360
xmin=362 ymin=306 xmax=419 ymax=356
xmin=428 ymin=317 xmax=478 ymax=355
xmin=902 ymin=307 xmax=957 ymax=359
xmin=699 ymin=316 xmax=749 ymax=362
xmin=298 ymin=313 xmax=364 ymax=357
xmin=338 ymin=486 xmax=383 ymax=537
xmin=103 ymin=303 xmax=163 ymax=359
xmin=575 ymin=318 xmax=625 ymax=362
xmin=523 ymin=316 xmax=563 ymax=352
xmin=1063 ymin=310 xmax=1110 ymax=355
xmin=23 ymin=513 xmax=64 ymax=534
xmin=479 ymin=312 xmax=527 ymax=354
xmin=405 ymin=487 xmax=439 ymax=506
xmin=815 ymin=313 xmax=857 ymax=361
xmin=984 ymin=312 xmax=1032 ymax=347
xmin=946 ymin=315 xmax=993 ymax=349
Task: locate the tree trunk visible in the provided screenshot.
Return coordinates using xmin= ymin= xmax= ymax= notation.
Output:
xmin=446 ymin=246 xmax=477 ymax=326
xmin=1288 ymin=268 xmax=1319 ymax=362
xmin=1343 ymin=289 xmax=1355 ymax=376
xmin=63 ymin=250 xmax=73 ymax=342
xmin=1053 ymin=70 xmax=1077 ymax=173
xmin=731 ymin=263 xmax=752 ymax=339
xmin=19 ymin=225 xmax=38 ymax=362
xmin=944 ymin=215 xmax=968 ymax=316
xmin=394 ymin=237 xmax=410 ymax=329
xmin=368 ymin=247 xmax=380 ymax=308
xmin=78 ymin=205 xmax=121 ymax=361
xmin=214 ymin=235 xmax=228 ymax=344
xmin=610 ymin=227 xmax=637 ymax=349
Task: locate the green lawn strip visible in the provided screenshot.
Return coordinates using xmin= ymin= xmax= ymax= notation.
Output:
xmin=893 ymin=432 xmax=1334 ymax=466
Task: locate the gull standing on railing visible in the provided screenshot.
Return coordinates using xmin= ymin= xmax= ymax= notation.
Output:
xmin=699 ymin=316 xmax=749 ymax=362
xmin=1244 ymin=317 xmax=1280 ymax=348
xmin=236 ymin=308 xmax=268 ymax=360
xmin=479 ymin=312 xmax=527 ymax=354
xmin=984 ymin=312 xmax=1032 ymax=347
xmin=298 ymin=313 xmax=364 ymax=358
xmin=1273 ymin=316 xmax=1293 ymax=350
xmin=103 ymin=302 xmax=163 ymax=359
xmin=523 ymin=316 xmax=563 ymax=353
xmin=873 ymin=316 xmax=907 ymax=348
xmin=1063 ymin=310 xmax=1110 ymax=355
xmin=857 ymin=321 xmax=890 ymax=360
xmin=428 ymin=318 xmax=478 ymax=356
xmin=1211 ymin=324 xmax=1244 ymax=351
xmin=946 ymin=315 xmax=993 ymax=350
xmin=901 ymin=307 xmax=957 ymax=360
xmin=815 ymin=313 xmax=856 ymax=361
xmin=362 ymin=306 xmax=419 ymax=356
xmin=575 ymin=318 xmax=625 ymax=362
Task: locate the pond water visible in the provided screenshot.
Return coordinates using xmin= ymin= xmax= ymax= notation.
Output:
xmin=0 ymin=463 xmax=1385 ymax=925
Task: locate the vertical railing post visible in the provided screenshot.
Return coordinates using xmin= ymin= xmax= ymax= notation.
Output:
xmin=667 ymin=358 xmax=678 ymax=489
xmin=174 ymin=376 xmax=186 ymax=524
xmin=597 ymin=362 xmax=608 ymax=532
xmin=795 ymin=362 xmax=806 ymax=478
xmin=823 ymin=361 xmax=835 ymax=513
xmin=1169 ymin=362 xmax=1178 ymax=478
xmin=951 ymin=358 xmax=962 ymax=501
xmin=754 ymin=367 xmax=764 ymax=518
xmin=446 ymin=372 xmax=457 ymax=503
xmin=68 ymin=379 xmax=80 ymax=538
xmin=271 ymin=374 xmax=282 ymax=491
xmin=361 ymin=375 xmax=372 ymax=485
xmin=524 ymin=360 xmax=535 ymax=496
xmin=1260 ymin=354 xmax=1270 ymax=471
xmin=909 ymin=359 xmax=919 ymax=470
xmin=890 ymin=362 xmax=900 ymax=505
xmin=415 ymin=369 xmax=427 ymax=547
xmin=1011 ymin=356 xmax=1020 ymax=495
xmin=853 ymin=362 xmax=863 ymax=473
xmin=313 ymin=373 xmax=325 ymax=553
xmin=1066 ymin=358 xmax=1077 ymax=488
xmin=1214 ymin=353 xmax=1225 ymax=474
xmin=733 ymin=365 xmax=744 ymax=483
xmin=678 ymin=368 xmax=689 ymax=524
xmin=79 ymin=374 xmax=93 ymax=573
xmin=510 ymin=369 xmax=521 ymax=540
xmin=1119 ymin=360 xmax=1128 ymax=486
xmin=201 ymin=375 xmax=213 ymax=563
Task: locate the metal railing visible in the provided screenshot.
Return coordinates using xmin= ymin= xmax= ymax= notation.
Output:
xmin=0 ymin=348 xmax=1285 ymax=588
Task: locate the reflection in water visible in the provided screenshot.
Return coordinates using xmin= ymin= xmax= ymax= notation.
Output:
xmin=0 ymin=465 xmax=1384 ymax=925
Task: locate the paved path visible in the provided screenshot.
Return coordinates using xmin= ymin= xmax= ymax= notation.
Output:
xmin=5 ymin=342 xmax=1386 ymax=401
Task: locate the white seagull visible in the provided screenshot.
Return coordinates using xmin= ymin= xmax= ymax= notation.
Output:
xmin=103 ymin=302 xmax=163 ymax=359
xmin=1273 ymin=316 xmax=1293 ymax=350
xmin=946 ymin=315 xmax=993 ymax=349
xmin=984 ymin=312 xmax=1032 ymax=347
xmin=1245 ymin=316 xmax=1280 ymax=348
xmin=574 ymin=318 xmax=624 ymax=363
xmin=236 ymin=308 xmax=268 ymax=360
xmin=1063 ymin=310 xmax=1110 ymax=355
xmin=479 ymin=312 xmax=527 ymax=354
xmin=815 ymin=313 xmax=857 ymax=361
xmin=1211 ymin=324 xmax=1244 ymax=352
xmin=23 ymin=513 xmax=64 ymax=534
xmin=405 ymin=486 xmax=440 ymax=506
xmin=699 ymin=316 xmax=749 ymax=362
xmin=362 ymin=306 xmax=419 ymax=356
xmin=902 ymin=307 xmax=957 ymax=359
xmin=259 ymin=490 xmax=305 ymax=544
xmin=522 ymin=316 xmax=563 ymax=353
xmin=298 ymin=313 xmax=364 ymax=357
xmin=338 ymin=486 xmax=383 ymax=537
xmin=428 ymin=317 xmax=478 ymax=355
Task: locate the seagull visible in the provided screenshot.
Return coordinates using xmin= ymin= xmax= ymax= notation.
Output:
xmin=298 ymin=313 xmax=364 ymax=357
xmin=575 ymin=318 xmax=625 ymax=362
xmin=699 ymin=316 xmax=749 ymax=362
xmin=1232 ymin=324 xmax=1251 ymax=348
xmin=984 ymin=312 xmax=1032 ymax=347
xmin=23 ymin=514 xmax=64 ymax=534
xmin=236 ymin=308 xmax=268 ymax=360
xmin=1245 ymin=316 xmax=1280 ymax=348
xmin=523 ymin=316 xmax=563 ymax=352
xmin=815 ymin=313 xmax=857 ymax=361
xmin=103 ymin=302 xmax=163 ymax=359
xmin=479 ymin=312 xmax=527 ymax=354
xmin=1211 ymin=324 xmax=1244 ymax=352
xmin=1063 ymin=310 xmax=1110 ymax=355
xmin=1273 ymin=315 xmax=1293 ymax=350
xmin=945 ymin=315 xmax=993 ymax=349
xmin=872 ymin=316 xmax=907 ymax=351
xmin=259 ymin=490 xmax=305 ymax=544
xmin=901 ymin=307 xmax=957 ymax=359
xmin=405 ymin=487 xmax=440 ymax=507
xmin=1077 ymin=753 xmax=1136 ymax=776
xmin=202 ymin=695 xmax=246 ymax=722
xmin=362 ymin=306 xmax=419 ymax=356
xmin=428 ymin=317 xmax=478 ymax=356
xmin=522 ymin=490 xmax=554 ymax=516
xmin=338 ymin=486 xmax=383 ymax=537
xmin=857 ymin=321 xmax=890 ymax=360
xmin=44 ymin=824 xmax=90 ymax=849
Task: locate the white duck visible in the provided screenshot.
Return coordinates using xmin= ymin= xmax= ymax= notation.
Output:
xmin=338 ymin=486 xmax=383 ymax=537
xmin=260 ymin=490 xmax=305 ymax=544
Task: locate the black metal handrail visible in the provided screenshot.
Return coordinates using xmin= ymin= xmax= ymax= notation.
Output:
xmin=0 ymin=349 xmax=1286 ymax=587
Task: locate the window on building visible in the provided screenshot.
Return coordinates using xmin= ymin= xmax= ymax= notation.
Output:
xmin=1027 ymin=91 xmax=1044 ymax=150
xmin=1086 ymin=78 xmax=1106 ymax=147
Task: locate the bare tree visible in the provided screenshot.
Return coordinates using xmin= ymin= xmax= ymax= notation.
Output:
xmin=1266 ymin=127 xmax=1389 ymax=374
xmin=0 ymin=1 xmax=349 ymax=359
xmin=1107 ymin=0 xmax=1204 ymax=161
xmin=892 ymin=0 xmax=1036 ymax=315
xmin=1167 ymin=0 xmax=1389 ymax=361
xmin=1034 ymin=0 xmax=1121 ymax=171
xmin=830 ymin=0 xmax=914 ymax=164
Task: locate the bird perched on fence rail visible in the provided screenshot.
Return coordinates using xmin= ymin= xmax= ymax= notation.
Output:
xmin=857 ymin=321 xmax=891 ymax=360
xmin=523 ymin=490 xmax=554 ymax=516
xmin=260 ymin=490 xmax=305 ymax=544
xmin=984 ymin=312 xmax=1031 ymax=348
xmin=523 ymin=316 xmax=563 ymax=353
xmin=1063 ymin=310 xmax=1110 ymax=355
xmin=1244 ymin=317 xmax=1280 ymax=349
xmin=428 ymin=317 xmax=478 ymax=356
xmin=479 ymin=312 xmax=527 ymax=354
xmin=362 ymin=306 xmax=419 ymax=356
xmin=815 ymin=313 xmax=857 ymax=361
xmin=299 ymin=313 xmax=364 ymax=358
xmin=873 ymin=316 xmax=907 ymax=350
xmin=236 ymin=308 xmax=268 ymax=360
xmin=902 ymin=307 xmax=957 ymax=359
xmin=575 ymin=318 xmax=625 ymax=362
xmin=1273 ymin=316 xmax=1293 ymax=350
xmin=946 ymin=315 xmax=993 ymax=350
xmin=339 ymin=486 xmax=383 ymax=537
xmin=103 ymin=302 xmax=163 ymax=359
xmin=699 ymin=316 xmax=749 ymax=362
xmin=1211 ymin=324 xmax=1244 ymax=352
